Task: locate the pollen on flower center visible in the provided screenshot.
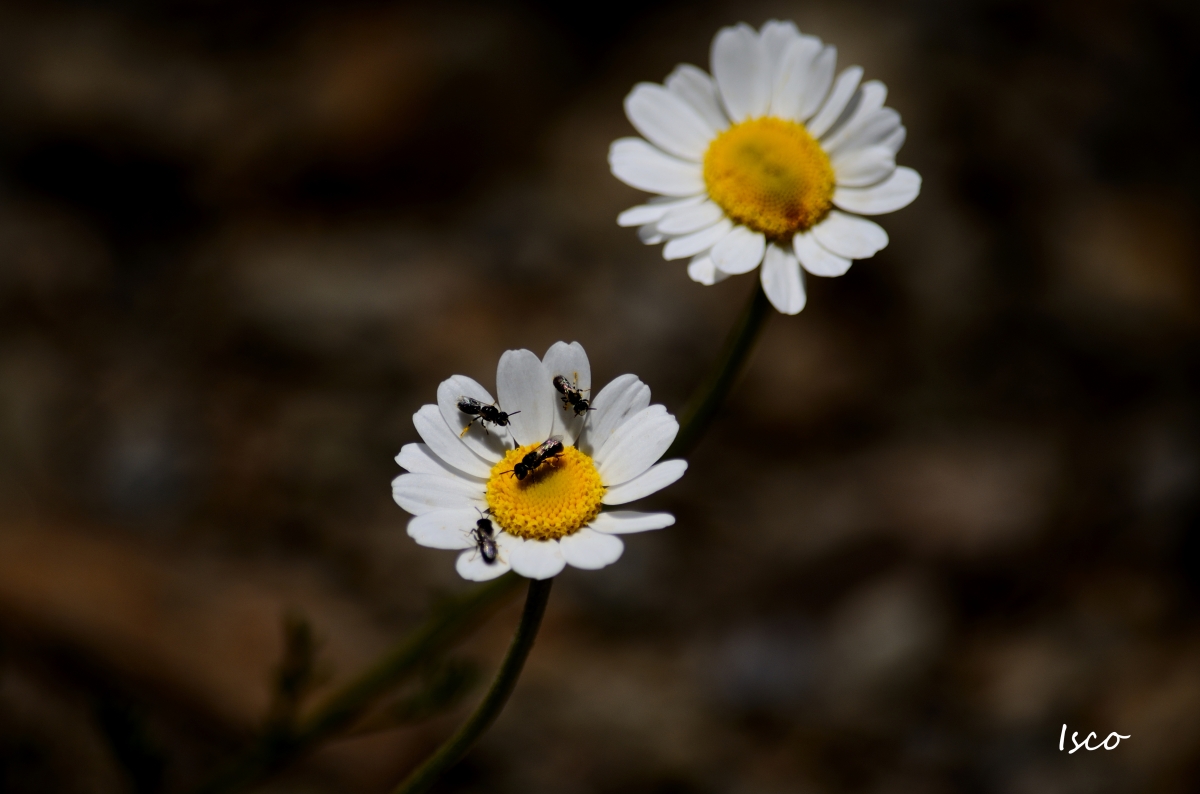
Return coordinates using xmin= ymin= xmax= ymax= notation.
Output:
xmin=486 ymin=443 xmax=605 ymax=541
xmin=703 ymin=117 xmax=835 ymax=240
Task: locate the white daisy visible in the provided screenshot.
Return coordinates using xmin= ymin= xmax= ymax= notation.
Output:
xmin=392 ymin=342 xmax=687 ymax=581
xmin=609 ymin=20 xmax=921 ymax=315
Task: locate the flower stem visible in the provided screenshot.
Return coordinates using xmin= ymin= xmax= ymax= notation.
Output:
xmin=192 ymin=573 xmax=523 ymax=794
xmin=667 ymin=280 xmax=772 ymax=458
xmin=384 ymin=284 xmax=766 ymax=790
xmin=391 ymin=577 xmax=554 ymax=794
xmin=199 ymin=281 xmax=768 ymax=794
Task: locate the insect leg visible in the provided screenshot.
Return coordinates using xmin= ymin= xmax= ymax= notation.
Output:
xmin=459 ymin=414 xmax=481 ymax=438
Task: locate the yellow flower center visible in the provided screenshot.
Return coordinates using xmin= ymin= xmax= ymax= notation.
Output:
xmin=486 ymin=443 xmax=605 ymax=541
xmin=703 ymin=117 xmax=835 ymax=241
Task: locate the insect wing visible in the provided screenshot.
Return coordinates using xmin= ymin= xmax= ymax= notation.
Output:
xmin=534 ymin=435 xmax=564 ymax=460
xmin=457 ymin=397 xmax=484 ymax=415
xmin=536 ymin=435 xmax=564 ymax=455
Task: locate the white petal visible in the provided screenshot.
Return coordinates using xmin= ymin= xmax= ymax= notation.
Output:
xmin=665 ymin=64 xmax=729 ymax=131
xmin=656 ymin=201 xmax=724 ymax=235
xmin=413 ymin=404 xmax=493 ymax=479
xmin=590 ymin=511 xmax=676 ymax=534
xmin=496 ymin=349 xmax=554 ymax=446
xmin=770 ymin=35 xmax=822 ymax=120
xmin=806 ymin=66 xmax=863 ymax=138
xmin=392 ymin=472 xmax=484 ymax=516
xmin=811 ymin=210 xmax=889 ymax=260
xmin=821 ymin=80 xmax=887 ymax=151
xmin=496 ymin=532 xmax=522 ymax=554
xmin=881 ymin=125 xmax=906 ymax=154
xmin=638 ymin=223 xmax=665 ymax=245
xmin=794 ymin=231 xmax=852 ymax=277
xmin=798 ymin=45 xmax=837 ymax=120
xmin=617 ymin=195 xmax=704 ymax=227
xmin=760 ymin=243 xmax=807 ymax=315
xmin=407 ymin=509 xmax=479 ymax=550
xmin=602 ymin=459 xmax=688 ymax=505
xmin=458 ymin=531 xmax=522 ymax=581
xmin=686 ymin=254 xmax=730 ymax=286
xmin=596 ymin=404 xmax=679 ymax=486
xmin=594 ymin=402 xmax=666 ymax=464
xmin=711 ymin=23 xmax=769 ymax=122
xmin=579 ymin=374 xmax=650 ymax=457
xmin=559 ymin=528 xmax=624 ymax=571
xmin=436 ymin=376 xmax=509 ymax=462
xmin=625 ymin=83 xmax=717 ymax=161
xmin=663 ymin=218 xmax=733 ymax=261
xmin=710 ymin=225 xmax=766 ymax=274
xmin=396 ymin=442 xmax=479 ymax=479
xmin=509 ymin=539 xmax=566 ymax=580
xmin=456 ymin=547 xmax=511 ymax=581
xmin=833 ymin=166 xmax=921 ymax=215
xmin=760 ymin=20 xmax=800 ymax=86
xmin=542 ymin=341 xmax=591 ymax=393
xmin=543 ymin=341 xmax=591 ymax=445
xmin=609 ymin=138 xmax=705 ymax=197
xmin=831 ymin=145 xmax=896 ymax=187
xmin=828 ymin=107 xmax=901 ymax=156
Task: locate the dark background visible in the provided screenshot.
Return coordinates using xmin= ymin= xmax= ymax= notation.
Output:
xmin=0 ymin=0 xmax=1198 ymax=792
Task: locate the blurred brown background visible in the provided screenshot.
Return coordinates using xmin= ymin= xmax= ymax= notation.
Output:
xmin=0 ymin=0 xmax=1198 ymax=792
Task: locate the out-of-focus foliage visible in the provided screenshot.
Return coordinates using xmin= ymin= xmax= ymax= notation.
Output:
xmin=0 ymin=1 xmax=1197 ymax=792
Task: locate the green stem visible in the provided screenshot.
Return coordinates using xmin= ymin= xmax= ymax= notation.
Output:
xmin=391 ymin=577 xmax=553 ymax=794
xmin=192 ymin=573 xmax=523 ymax=794
xmin=666 ymin=280 xmax=772 ymax=458
xmin=197 ymin=279 xmax=770 ymax=794
xmin=385 ymin=281 xmax=768 ymax=790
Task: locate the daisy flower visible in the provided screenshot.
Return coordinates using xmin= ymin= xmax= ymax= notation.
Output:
xmin=392 ymin=342 xmax=687 ymax=581
xmin=609 ymin=20 xmax=920 ymax=315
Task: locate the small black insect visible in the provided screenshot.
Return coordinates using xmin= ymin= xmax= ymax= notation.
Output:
xmin=553 ymin=374 xmax=595 ymax=417
xmin=505 ymin=435 xmax=564 ymax=480
xmin=457 ymin=397 xmax=520 ymax=437
xmin=470 ymin=509 xmax=498 ymax=564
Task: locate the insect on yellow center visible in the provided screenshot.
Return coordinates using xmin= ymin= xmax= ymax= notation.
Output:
xmin=486 ymin=443 xmax=605 ymax=541
xmin=703 ymin=116 xmax=836 ymax=241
